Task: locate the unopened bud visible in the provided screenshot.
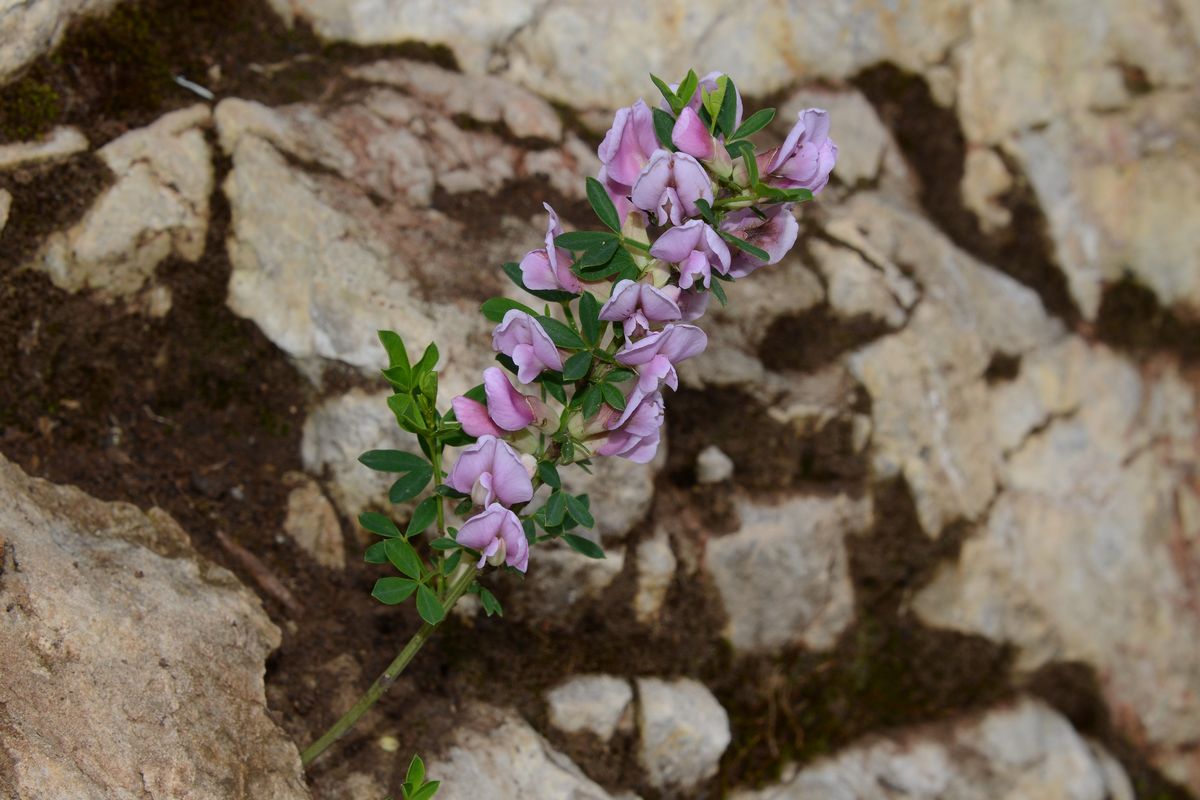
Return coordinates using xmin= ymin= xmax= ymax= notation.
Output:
xmin=486 ymin=538 xmax=507 ymax=567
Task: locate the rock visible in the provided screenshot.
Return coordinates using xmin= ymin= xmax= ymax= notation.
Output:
xmin=636 ymin=677 xmax=731 ymax=792
xmin=0 ymin=188 xmax=10 ymax=234
xmin=428 ymin=704 xmax=617 ymax=800
xmin=960 ymin=147 xmax=1013 ymax=233
xmin=510 ymin=542 xmax=626 ymax=622
xmin=809 ymin=238 xmax=916 ymax=329
xmin=0 ymin=455 xmax=309 ymax=799
xmin=732 ymin=697 xmax=1132 ymax=800
xmin=0 ymin=0 xmax=126 ymax=84
xmin=633 ymin=528 xmax=677 ymax=624
xmin=695 ymin=445 xmax=733 ymax=485
xmin=546 ymin=675 xmax=634 ymax=741
xmin=301 ymin=389 xmax=418 ymax=521
xmin=705 ymin=495 xmax=869 ymax=653
xmin=560 ymin=443 xmax=662 ymax=542
xmin=36 ymin=106 xmax=212 ymax=300
xmin=914 ymin=339 xmax=1200 ymax=787
xmin=282 ymin=473 xmax=345 ymax=569
xmin=0 ymin=126 xmax=89 ymax=169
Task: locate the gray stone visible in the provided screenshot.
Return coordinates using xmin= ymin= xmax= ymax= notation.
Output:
xmin=0 ymin=126 xmax=89 ymax=169
xmin=428 ymin=704 xmax=617 ymax=800
xmin=633 ymin=527 xmax=677 ymax=624
xmin=695 ymin=445 xmax=733 ymax=485
xmin=282 ymin=473 xmax=345 ymax=569
xmin=0 ymin=0 xmax=126 ymax=84
xmin=560 ymin=443 xmax=662 ymax=542
xmin=546 ymin=675 xmax=634 ymax=741
xmin=960 ymin=147 xmax=1013 ymax=233
xmin=809 ymin=238 xmax=915 ymax=329
xmin=0 ymin=188 xmax=10 ymax=234
xmin=732 ymin=697 xmax=1132 ymax=800
xmin=636 ymin=677 xmax=731 ymax=792
xmin=0 ymin=455 xmax=309 ymax=799
xmin=705 ymin=495 xmax=868 ymax=653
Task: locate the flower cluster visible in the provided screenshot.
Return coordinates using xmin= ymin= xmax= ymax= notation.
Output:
xmin=357 ymin=70 xmax=836 ymax=623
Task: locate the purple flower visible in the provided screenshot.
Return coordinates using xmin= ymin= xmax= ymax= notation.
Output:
xmin=447 ymin=435 xmax=534 ymax=508
xmin=719 ymin=204 xmax=800 ymax=278
xmin=596 ymin=390 xmax=665 ymax=464
xmin=669 ymin=71 xmax=744 ymax=132
xmin=671 ymin=285 xmax=710 ymax=321
xmin=598 ymin=279 xmax=682 ymax=338
xmin=671 ymin=106 xmax=714 ymax=161
xmin=520 ymin=204 xmax=582 ymax=293
xmin=492 ymin=310 xmax=563 ymax=383
xmin=457 ymin=503 xmax=530 ymax=572
xmin=598 ymin=100 xmax=659 ymax=188
xmin=612 ymin=323 xmax=707 ymax=425
xmin=649 ymin=220 xmax=731 ymax=290
xmin=761 ymin=108 xmax=837 ymax=194
xmin=452 ymin=396 xmax=505 ymax=438
xmin=483 ymin=367 xmax=535 ymax=431
xmin=631 ymin=150 xmax=714 ymax=226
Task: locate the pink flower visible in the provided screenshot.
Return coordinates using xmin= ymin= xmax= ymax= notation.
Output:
xmin=671 ymin=285 xmax=710 ymax=321
xmin=598 ymin=279 xmax=682 ymax=338
xmin=649 ymin=219 xmax=731 ymax=290
xmin=631 ymin=150 xmax=713 ymax=226
xmin=598 ymin=100 xmax=658 ymax=188
xmin=519 ymin=204 xmax=582 ymax=293
xmin=457 ymin=503 xmax=530 ymax=572
xmin=492 ymin=310 xmax=563 ymax=383
xmin=452 ymin=396 xmax=505 ymax=438
xmin=446 ymin=435 xmax=534 ymax=508
xmin=671 ymin=106 xmax=714 ymax=160
xmin=484 ymin=367 xmax=535 ymax=431
xmin=612 ymin=323 xmax=707 ymax=425
xmin=761 ymin=108 xmax=837 ymax=194
xmin=596 ymin=391 xmax=665 ymax=464
xmin=670 ymin=71 xmax=744 ymax=133
xmin=719 ymin=204 xmax=799 ymax=278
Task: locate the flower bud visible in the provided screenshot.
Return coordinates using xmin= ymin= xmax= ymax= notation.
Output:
xmin=486 ymin=537 xmax=508 ymax=567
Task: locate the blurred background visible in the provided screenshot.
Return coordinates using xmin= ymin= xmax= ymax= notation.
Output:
xmin=1 ymin=1 xmax=1197 ymax=798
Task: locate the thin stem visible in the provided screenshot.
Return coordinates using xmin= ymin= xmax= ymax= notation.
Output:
xmin=428 ymin=442 xmax=447 ymax=595
xmin=300 ymin=565 xmax=477 ymax=768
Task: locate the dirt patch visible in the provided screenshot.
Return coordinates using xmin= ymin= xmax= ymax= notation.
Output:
xmin=759 ymin=307 xmax=892 ymax=375
xmin=1093 ymin=277 xmax=1200 ymax=364
xmin=0 ymin=155 xmax=113 ymax=268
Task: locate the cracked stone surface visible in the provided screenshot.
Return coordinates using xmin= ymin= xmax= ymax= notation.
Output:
xmin=0 ymin=454 xmax=309 ymax=800
xmin=33 ymin=105 xmax=213 ymax=303
xmin=546 ymin=674 xmax=634 ymax=741
xmin=636 ymin=676 xmax=731 ymax=792
xmin=0 ymin=126 xmax=89 ymax=169
xmin=915 ymin=337 xmax=1200 ymax=788
xmin=0 ymin=0 xmax=125 ymax=83
xmin=732 ymin=697 xmax=1133 ymax=800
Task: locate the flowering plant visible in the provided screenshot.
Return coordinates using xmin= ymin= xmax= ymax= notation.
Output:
xmin=300 ymin=70 xmax=836 ymax=777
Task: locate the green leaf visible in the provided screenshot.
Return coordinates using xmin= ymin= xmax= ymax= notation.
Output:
xmin=717 ymin=76 xmax=739 ymax=137
xmin=406 ymin=496 xmax=439 ymax=537
xmin=359 ymin=450 xmax=428 ymax=473
xmin=586 ymin=176 xmax=622 ymax=233
xmin=537 ymin=316 xmax=586 ymax=350
xmin=359 ymin=511 xmax=401 ymax=538
xmin=721 ymin=231 xmax=771 ymax=262
xmin=545 ymin=491 xmax=567 ymax=527
xmin=389 ymin=464 xmax=433 ymax=503
xmin=603 ymin=368 xmax=635 ymax=384
xmin=576 ymin=238 xmax=619 ymax=269
xmin=579 ymin=292 xmax=601 ymax=345
xmin=364 ymin=540 xmax=389 ymax=564
xmin=386 ymin=394 xmax=426 ymax=433
xmin=413 ymin=342 xmax=439 ymax=376
xmin=385 ymin=538 xmax=424 ymax=579
xmin=479 ymin=586 xmax=503 ymax=617
xmin=463 ymin=383 xmax=486 ymax=403
xmin=578 ymin=245 xmax=636 ymax=281
xmin=565 ymin=495 xmax=595 ymax=529
xmin=415 ymin=585 xmax=445 ymax=625
xmin=652 ymin=107 xmax=677 ymax=151
xmin=562 ymin=351 xmax=592 ymax=381
xmin=406 ymin=755 xmax=426 ymax=787
xmin=454 ymin=497 xmax=474 ymax=516
xmin=600 ymin=382 xmax=626 ymax=411
xmin=560 ymin=439 xmax=576 ymax=463
xmin=541 ymin=375 xmax=568 ymax=404
xmin=481 ymin=297 xmax=537 ymax=323
xmin=435 ymin=483 xmax=468 ymax=499
xmin=693 ymin=197 xmax=717 ymax=225
xmin=378 ymin=330 xmax=411 ymax=371
xmin=562 ymin=533 xmax=604 ymax=558
xmin=408 ymin=782 xmax=441 ymax=800
xmin=732 ymin=107 xmax=775 ymax=140
xmin=581 ymin=385 xmax=603 ymax=419
xmin=676 ymin=69 xmax=699 ymax=114
xmin=555 ymin=231 xmax=617 ymax=251
xmin=381 ymin=365 xmax=411 ymax=391
xmin=419 ymin=370 xmax=438 ymax=402
xmin=443 ymin=551 xmax=462 ymax=575
xmin=782 ymin=187 xmax=814 ymax=202
xmin=710 ymin=278 xmax=728 ymax=307
xmin=537 ymin=461 xmax=561 ymax=490
xmin=649 ymin=73 xmax=678 ymax=109
xmin=501 ymin=261 xmax=578 ymax=302
xmin=372 ymin=576 xmax=418 ymax=604
xmin=430 ymin=537 xmax=458 ymax=550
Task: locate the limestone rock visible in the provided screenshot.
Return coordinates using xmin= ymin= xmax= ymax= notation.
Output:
xmin=428 ymin=704 xmax=617 ymax=800
xmin=705 ymin=495 xmax=869 ymax=653
xmin=915 ymin=340 xmax=1200 ymax=787
xmin=960 ymin=147 xmax=1013 ymax=234
xmin=636 ymin=677 xmax=731 ymax=792
xmin=732 ymin=697 xmax=1132 ymax=800
xmin=0 ymin=188 xmax=10 ymax=234
xmin=509 ymin=542 xmax=626 ymax=622
xmin=282 ymin=473 xmax=345 ymax=569
xmin=0 ymin=0 xmax=128 ymax=84
xmin=0 ymin=455 xmax=309 ymax=799
xmin=36 ymin=106 xmax=213 ymax=300
xmin=0 ymin=126 xmax=89 ymax=169
xmin=546 ymin=675 xmax=634 ymax=741
xmin=695 ymin=445 xmax=733 ymax=485
xmin=560 ymin=443 xmax=662 ymax=542
xmin=633 ymin=527 xmax=677 ymax=624
xmin=809 ymin=238 xmax=916 ymax=329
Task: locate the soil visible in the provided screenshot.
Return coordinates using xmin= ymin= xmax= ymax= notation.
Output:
xmin=0 ymin=3 xmax=1195 ymax=800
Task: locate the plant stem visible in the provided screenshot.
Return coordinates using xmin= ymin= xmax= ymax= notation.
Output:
xmin=300 ymin=565 xmax=477 ymax=768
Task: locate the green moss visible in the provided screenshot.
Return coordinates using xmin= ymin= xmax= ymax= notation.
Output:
xmin=0 ymin=80 xmax=62 ymax=141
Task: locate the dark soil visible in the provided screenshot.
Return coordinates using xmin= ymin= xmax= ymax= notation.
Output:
xmin=1 ymin=3 xmax=1195 ymax=799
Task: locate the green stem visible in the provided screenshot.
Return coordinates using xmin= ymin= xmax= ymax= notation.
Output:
xmin=300 ymin=565 xmax=477 ymax=768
